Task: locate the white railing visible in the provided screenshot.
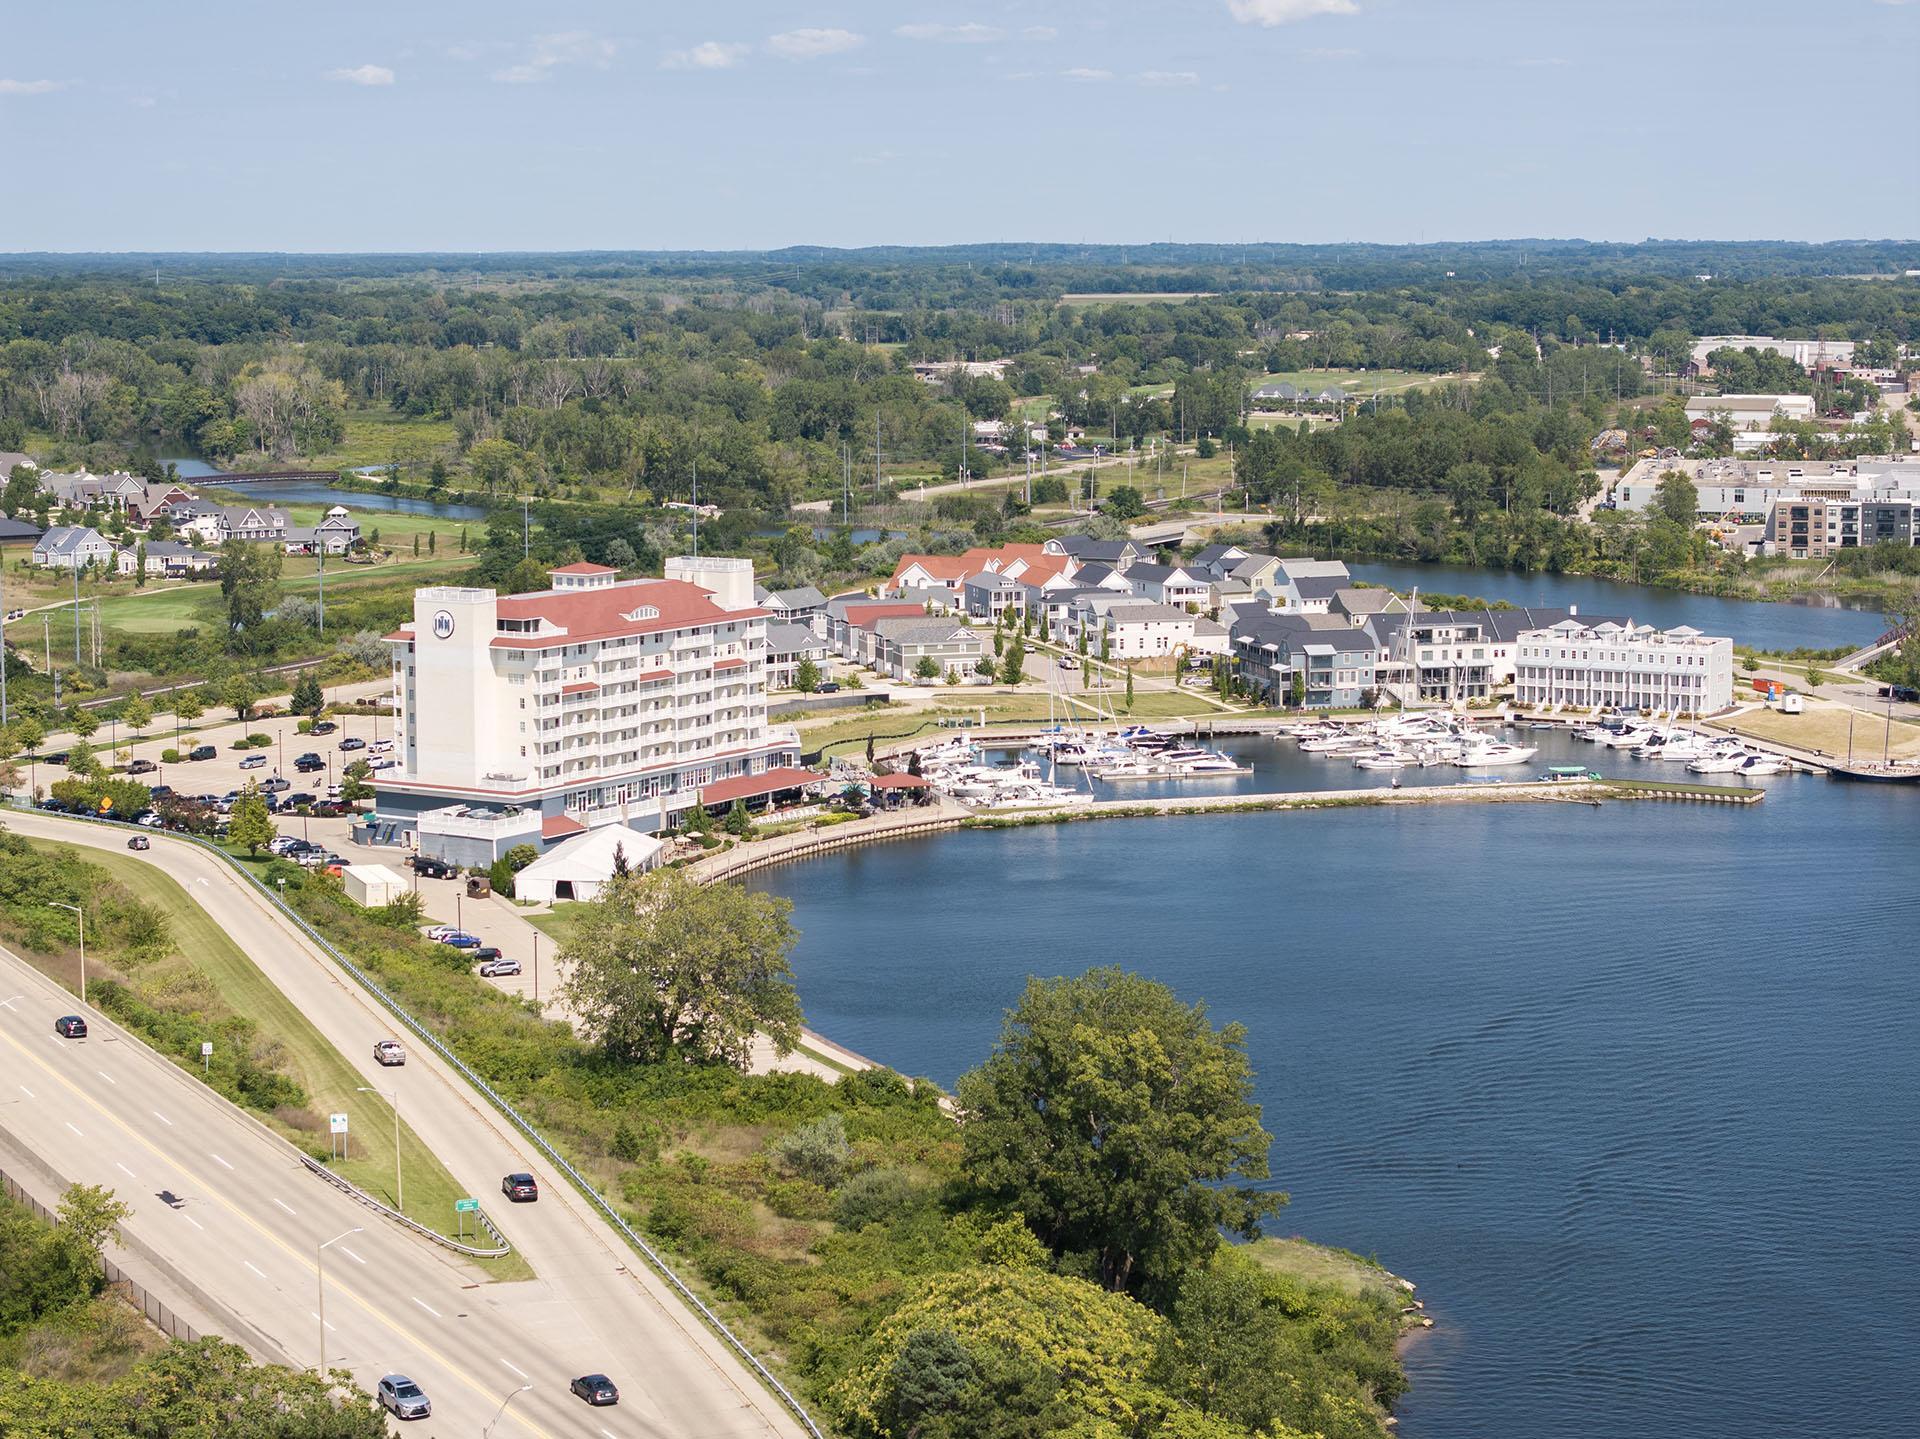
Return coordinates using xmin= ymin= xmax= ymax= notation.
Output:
xmin=7 ymin=802 xmax=822 ymax=1438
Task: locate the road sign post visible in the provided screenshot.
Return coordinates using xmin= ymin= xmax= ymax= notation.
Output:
xmin=455 ymin=1196 xmax=478 ymax=1242
xmin=201 ymin=1040 xmax=213 ymax=1077
xmin=329 ymin=1111 xmax=349 ymax=1163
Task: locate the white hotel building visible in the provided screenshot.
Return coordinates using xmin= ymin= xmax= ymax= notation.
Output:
xmin=1513 ymin=619 xmax=1734 ymax=715
xmin=373 ymin=557 xmax=801 ymax=862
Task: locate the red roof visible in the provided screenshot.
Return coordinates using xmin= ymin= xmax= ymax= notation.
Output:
xmin=487 ymin=578 xmax=767 ymax=649
xmin=560 ymin=681 xmax=599 ymax=694
xmin=714 ymin=657 xmax=747 ymax=671
xmin=890 ymin=554 xmax=974 ymax=585
xmin=868 ymin=773 xmax=932 ymax=789
xmin=541 ymin=814 xmax=588 ymax=840
xmin=697 ymin=766 xmax=821 ymax=806
xmin=844 ymin=602 xmax=925 ymax=629
xmin=636 ymin=668 xmax=674 ymax=683
xmin=551 ymin=562 xmax=615 ymax=575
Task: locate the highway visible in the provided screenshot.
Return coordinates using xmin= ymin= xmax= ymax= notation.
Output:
xmin=1 ymin=810 xmax=806 ymax=1439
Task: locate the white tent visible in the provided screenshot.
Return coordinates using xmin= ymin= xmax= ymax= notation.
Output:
xmin=515 ymin=823 xmax=665 ymax=903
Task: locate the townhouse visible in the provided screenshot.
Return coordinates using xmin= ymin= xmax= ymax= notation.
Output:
xmin=870 ymin=616 xmax=988 ymax=680
xmin=1513 ymin=619 xmax=1734 ymax=714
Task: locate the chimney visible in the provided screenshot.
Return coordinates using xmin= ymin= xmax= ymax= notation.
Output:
xmin=1569 ymin=604 xmax=1579 ymax=617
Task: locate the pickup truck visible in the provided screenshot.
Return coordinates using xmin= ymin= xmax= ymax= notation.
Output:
xmin=373 ymin=1038 xmax=406 ymax=1067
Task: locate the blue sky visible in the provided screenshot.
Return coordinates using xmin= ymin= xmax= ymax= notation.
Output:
xmin=4 ymin=0 xmax=1914 ymax=251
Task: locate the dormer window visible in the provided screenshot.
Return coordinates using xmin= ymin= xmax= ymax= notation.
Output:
xmin=623 ymin=605 xmax=660 ymax=622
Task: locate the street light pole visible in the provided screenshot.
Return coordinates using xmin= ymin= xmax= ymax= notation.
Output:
xmin=484 ymin=1383 xmax=533 ymax=1438
xmin=315 ymin=1226 xmax=363 ymax=1373
xmin=357 ymin=1086 xmax=401 ymax=1212
xmin=47 ymin=902 xmax=85 ymax=1005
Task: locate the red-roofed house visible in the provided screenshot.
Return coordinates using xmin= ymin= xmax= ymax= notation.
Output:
xmin=375 ymin=554 xmax=801 ymax=860
xmin=887 ymin=544 xmax=1077 ymax=599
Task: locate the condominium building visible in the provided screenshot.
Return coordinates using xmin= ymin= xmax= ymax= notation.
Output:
xmin=1513 ymin=619 xmax=1734 ymax=714
xmin=374 ymin=557 xmax=799 ymax=854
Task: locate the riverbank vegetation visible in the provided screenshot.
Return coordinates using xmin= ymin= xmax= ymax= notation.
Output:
xmin=255 ymin=860 xmax=1411 ymax=1438
xmin=0 ymin=1181 xmax=385 ymax=1436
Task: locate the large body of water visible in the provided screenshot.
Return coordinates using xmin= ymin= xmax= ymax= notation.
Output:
xmin=163 ymin=458 xmax=487 ymax=520
xmin=756 ymin=771 xmax=1916 ymax=1439
xmin=1349 ymin=560 xmax=1887 ymax=653
xmin=753 ymin=578 xmax=1913 ymax=1439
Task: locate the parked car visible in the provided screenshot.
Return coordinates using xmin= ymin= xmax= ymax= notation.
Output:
xmin=501 ymin=1173 xmax=539 ymax=1202
xmin=262 ymin=777 xmax=290 ymax=793
xmin=310 ymin=720 xmax=338 ymax=735
xmin=287 ymin=792 xmax=317 ymax=808
xmin=369 ymin=739 xmax=394 ymax=754
xmin=816 ymin=681 xmax=841 ymax=693
xmin=45 ymin=751 xmax=69 ymax=766
xmin=373 ymin=1038 xmax=406 ymax=1066
xmin=423 ymin=924 xmax=458 ymax=940
xmin=188 ymin=745 xmax=217 ymax=761
xmin=127 ymin=835 xmax=151 ymax=851
xmin=338 ymin=737 xmax=365 ymax=751
xmin=310 ymin=801 xmax=350 ymax=817
xmin=137 ymin=813 xmax=165 ymax=829
xmin=369 ymin=757 xmax=399 ymax=772
xmin=438 ymin=931 xmax=482 ymax=949
xmin=470 ymin=946 xmax=503 ymax=963
xmin=376 ymin=1375 xmax=431 ymax=1421
xmin=239 ymin=754 xmax=267 ymax=770
xmin=295 ymin=756 xmax=326 ymax=774
xmin=295 ymin=849 xmax=339 ymax=869
xmin=570 ymin=1375 xmax=619 ymax=1407
xmin=478 ymin=957 xmax=521 ymax=978
xmin=410 ymin=856 xmax=457 ymax=879
xmin=127 ymin=759 xmax=157 ymax=774
xmin=54 ymin=1015 xmax=87 ymax=1039
xmin=1058 ymin=655 xmax=1080 ymax=670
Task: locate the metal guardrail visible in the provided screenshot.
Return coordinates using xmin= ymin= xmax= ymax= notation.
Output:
xmin=298 ymin=1155 xmax=509 ymax=1259
xmin=1 ymin=1163 xmax=201 ymax=1344
xmin=7 ymin=803 xmax=825 ymax=1439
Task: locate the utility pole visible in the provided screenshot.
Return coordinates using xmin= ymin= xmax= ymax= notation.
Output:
xmin=691 ymin=460 xmax=699 ymax=558
xmin=316 ymin=546 xmax=325 ymax=636
xmin=72 ymin=561 xmax=82 ymax=665
xmin=0 ymin=549 xmax=9 ymax=723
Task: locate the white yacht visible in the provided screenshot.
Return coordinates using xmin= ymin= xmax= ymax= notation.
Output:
xmin=1451 ymin=740 xmax=1539 ymax=768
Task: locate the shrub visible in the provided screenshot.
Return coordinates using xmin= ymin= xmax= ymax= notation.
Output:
xmin=832 ymin=1167 xmax=920 ymax=1231
xmin=160 ymin=748 xmax=180 ymax=764
xmin=772 ymin=1113 xmax=852 ymax=1187
xmin=765 ymin=1179 xmax=832 ymax=1221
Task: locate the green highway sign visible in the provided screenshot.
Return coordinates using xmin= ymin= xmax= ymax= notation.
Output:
xmin=454 ymin=1198 xmax=479 ymax=1213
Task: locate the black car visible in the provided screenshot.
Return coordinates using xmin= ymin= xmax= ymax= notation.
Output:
xmin=45 ymin=751 xmax=69 ymax=765
xmin=816 ymin=681 xmax=841 ymax=693
xmin=127 ymin=758 xmax=157 ymax=774
xmin=339 ymin=737 xmax=366 ymax=751
xmin=311 ymin=720 xmax=338 ymax=735
xmin=471 ymin=946 xmax=503 ymax=963
xmin=502 ymin=1172 xmax=539 ymax=1202
xmin=54 ymin=1015 xmax=87 ymax=1039
xmin=149 ymin=785 xmax=174 ymax=799
xmin=37 ymin=798 xmax=70 ymax=813
xmin=188 ymin=745 xmax=217 ymax=761
xmin=410 ymin=856 xmax=457 ymax=879
xmin=570 ymin=1375 xmax=618 ymax=1406
xmin=287 ymin=793 xmax=317 ymax=808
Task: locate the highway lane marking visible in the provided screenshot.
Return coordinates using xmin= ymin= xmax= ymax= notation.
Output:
xmin=211 ymin=1153 xmax=234 ymax=1170
xmin=500 ymin=1359 xmax=528 ymax=1380
xmin=273 ymin=1197 xmax=297 ymax=1216
xmin=245 ymin=1261 xmax=269 ymax=1280
xmin=116 ymin=1162 xmax=137 ymax=1180
xmin=151 ymin=1109 xmax=173 ymax=1126
xmin=411 ymin=1297 xmax=441 ymax=1318
xmin=182 ymin=1214 xmax=203 ymax=1230
xmin=18 ymin=1084 xmax=33 ymax=1099
xmin=0 ymin=996 xmax=21 ymax=1010
xmin=339 ymin=1245 xmax=366 ymax=1266
xmin=0 ymin=942 xmax=572 ymax=1439
xmin=96 ymin=1069 xmax=116 ymax=1086
xmin=309 ymin=1311 xmax=338 ymax=1332
xmin=65 ymin=1121 xmax=84 ymax=1137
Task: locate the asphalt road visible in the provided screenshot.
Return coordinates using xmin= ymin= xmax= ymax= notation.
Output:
xmin=2 ymin=810 xmax=806 ymax=1439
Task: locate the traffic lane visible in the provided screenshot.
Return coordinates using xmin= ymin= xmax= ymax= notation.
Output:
xmin=5 ymin=812 xmax=803 ymax=1439
xmin=0 ymin=949 xmax=658 ymax=1439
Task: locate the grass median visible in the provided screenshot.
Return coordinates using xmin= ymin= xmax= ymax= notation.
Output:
xmin=25 ymin=840 xmax=531 ymax=1280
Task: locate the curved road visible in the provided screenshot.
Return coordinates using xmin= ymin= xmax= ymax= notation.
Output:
xmin=2 ymin=809 xmax=805 ymax=1439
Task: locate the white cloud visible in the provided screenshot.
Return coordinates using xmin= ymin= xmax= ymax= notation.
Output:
xmin=492 ymin=30 xmax=617 ymax=83
xmin=660 ymin=40 xmax=750 ymax=70
xmin=1063 ymin=67 xmax=1113 ymax=81
xmin=894 ymin=22 xmax=1003 ymax=43
xmin=0 ymin=78 xmax=62 ymax=95
xmin=1227 ymin=0 xmax=1359 ymax=25
xmin=1136 ymin=69 xmax=1200 ymax=87
xmin=1023 ymin=25 xmax=1059 ymax=39
xmin=325 ymin=64 xmax=395 ymax=86
xmin=769 ymin=27 xmax=865 ymax=59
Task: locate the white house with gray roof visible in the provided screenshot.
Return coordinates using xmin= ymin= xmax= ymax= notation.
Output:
xmin=32 ymin=525 xmax=115 ymax=570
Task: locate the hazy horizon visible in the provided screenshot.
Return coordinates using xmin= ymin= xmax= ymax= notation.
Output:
xmin=5 ymin=0 xmax=1914 ymax=252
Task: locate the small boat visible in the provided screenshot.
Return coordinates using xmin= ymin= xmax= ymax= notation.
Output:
xmin=1687 ymin=747 xmax=1752 ymax=774
xmin=1733 ymin=753 xmax=1789 ymax=777
xmin=1353 ymin=750 xmax=1410 ymax=771
xmin=1540 ymin=765 xmax=1601 ymax=782
xmin=1181 ymin=752 xmax=1247 ymax=775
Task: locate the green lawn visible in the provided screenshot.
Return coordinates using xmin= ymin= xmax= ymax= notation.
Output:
xmin=68 ymin=845 xmax=531 ymax=1278
xmin=1248 ymin=367 xmax=1464 ymax=397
